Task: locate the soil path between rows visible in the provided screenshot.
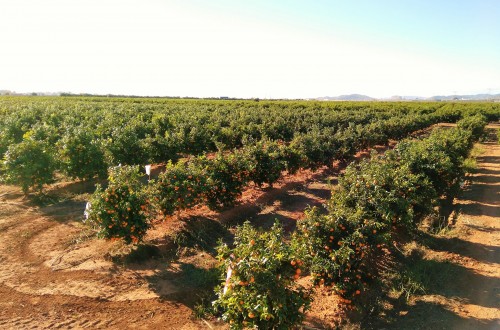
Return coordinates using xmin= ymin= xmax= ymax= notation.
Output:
xmin=381 ymin=126 xmax=499 ymax=330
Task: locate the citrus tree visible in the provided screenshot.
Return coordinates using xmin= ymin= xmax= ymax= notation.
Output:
xmin=1 ymin=137 xmax=57 ymax=194
xmin=244 ymin=139 xmax=286 ymax=188
xmin=213 ymin=222 xmax=311 ymax=329
xmin=86 ymin=165 xmax=152 ymax=244
xmin=155 ymin=159 xmax=207 ymax=215
xmin=202 ymin=152 xmax=251 ymax=210
xmin=59 ymin=128 xmax=107 ymax=181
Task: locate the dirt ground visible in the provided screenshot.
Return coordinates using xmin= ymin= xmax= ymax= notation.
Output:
xmin=370 ymin=125 xmax=500 ymax=330
xmin=0 ymin=155 xmax=341 ymax=329
xmin=0 ymin=126 xmax=498 ymax=329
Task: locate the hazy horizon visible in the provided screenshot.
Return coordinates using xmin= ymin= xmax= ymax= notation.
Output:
xmin=1 ymin=0 xmax=499 ymax=99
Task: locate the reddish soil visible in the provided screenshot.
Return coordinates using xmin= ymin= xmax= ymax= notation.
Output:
xmin=0 ymin=139 xmax=390 ymax=329
xmin=0 ymin=157 xmax=340 ymax=329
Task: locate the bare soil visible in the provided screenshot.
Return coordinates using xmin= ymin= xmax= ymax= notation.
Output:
xmin=0 ymin=155 xmax=342 ymax=329
xmin=368 ymin=125 xmax=500 ymax=330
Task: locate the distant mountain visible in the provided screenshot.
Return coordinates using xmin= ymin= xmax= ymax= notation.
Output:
xmin=316 ymin=93 xmax=500 ymax=101
xmin=317 ymin=94 xmax=375 ymax=101
xmin=427 ymin=94 xmax=500 ymax=101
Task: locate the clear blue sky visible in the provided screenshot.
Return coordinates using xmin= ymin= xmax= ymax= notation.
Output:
xmin=1 ymin=0 xmax=499 ymax=98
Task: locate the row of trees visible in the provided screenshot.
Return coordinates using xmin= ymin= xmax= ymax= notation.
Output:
xmin=213 ymin=114 xmax=487 ymax=329
xmin=1 ymin=97 xmax=469 ymax=194
xmin=84 ymin=106 xmax=455 ymax=244
xmin=82 ymin=110 xmax=487 ymax=328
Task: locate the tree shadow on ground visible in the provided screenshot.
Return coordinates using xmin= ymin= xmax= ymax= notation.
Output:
xmin=148 ymin=262 xmax=221 ymax=309
xmin=366 ymin=254 xmax=500 ymax=329
xmin=455 ymin=201 xmax=499 ymax=218
xmin=37 ymin=199 xmax=88 ymax=223
xmin=421 ymin=232 xmax=500 ymax=265
xmin=370 ymin=299 xmax=499 ymax=330
xmin=471 ymin=174 xmax=500 ymax=184
xmin=172 ymin=216 xmax=233 ymax=254
xmin=473 ymin=167 xmax=500 ymax=175
xmin=47 ymin=179 xmax=100 ymax=196
xmin=476 ymin=155 xmax=500 ymax=164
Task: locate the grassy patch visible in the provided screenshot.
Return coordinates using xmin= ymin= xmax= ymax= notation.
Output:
xmin=463 ymin=157 xmax=477 ymax=174
xmin=469 ymin=144 xmax=485 ymax=158
xmin=463 ymin=143 xmax=485 ymax=174
xmin=386 ymin=240 xmax=461 ymax=304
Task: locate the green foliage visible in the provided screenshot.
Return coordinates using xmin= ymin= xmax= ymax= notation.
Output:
xmin=106 ymin=124 xmax=153 ymax=165
xmin=289 ymin=127 xmax=336 ymax=169
xmin=296 ymin=121 xmax=482 ymax=303
xmin=244 ymin=139 xmax=286 ymax=187
xmin=2 ymin=96 xmax=492 ymax=193
xmin=332 ymin=151 xmax=437 ymax=231
xmin=295 ymin=207 xmax=378 ymax=301
xmin=395 ymin=121 xmax=484 ymax=201
xmin=278 ymin=143 xmax=303 ymax=175
xmin=202 ymin=152 xmax=251 ymax=210
xmin=214 ymin=221 xmax=311 ymax=329
xmin=456 ymin=114 xmax=487 ymax=141
xmin=1 ymin=137 xmax=57 ymax=194
xmin=59 ymin=128 xmax=107 ymax=180
xmin=87 ymin=165 xmax=151 ymax=244
xmin=155 ymin=159 xmax=207 ymax=215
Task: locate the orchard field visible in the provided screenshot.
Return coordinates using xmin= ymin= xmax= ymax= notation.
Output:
xmin=0 ymin=96 xmax=499 ymax=329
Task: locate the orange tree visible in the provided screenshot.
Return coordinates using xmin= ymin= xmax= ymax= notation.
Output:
xmin=295 ymin=207 xmax=379 ymax=301
xmin=395 ymin=115 xmax=486 ymax=203
xmin=154 ymin=159 xmax=207 ymax=215
xmin=243 ymin=139 xmax=286 ymax=188
xmin=1 ymin=136 xmax=57 ymax=194
xmin=59 ymin=128 xmax=107 ymax=181
xmin=201 ymin=152 xmax=251 ymax=210
xmin=330 ymin=151 xmax=437 ymax=232
xmin=294 ymin=154 xmax=435 ymax=300
xmin=295 ymin=120 xmax=485 ymax=303
xmin=86 ymin=165 xmax=152 ymax=244
xmin=213 ymin=221 xmax=311 ymax=329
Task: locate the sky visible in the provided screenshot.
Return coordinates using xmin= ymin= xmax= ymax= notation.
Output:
xmin=1 ymin=0 xmax=499 ymax=99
